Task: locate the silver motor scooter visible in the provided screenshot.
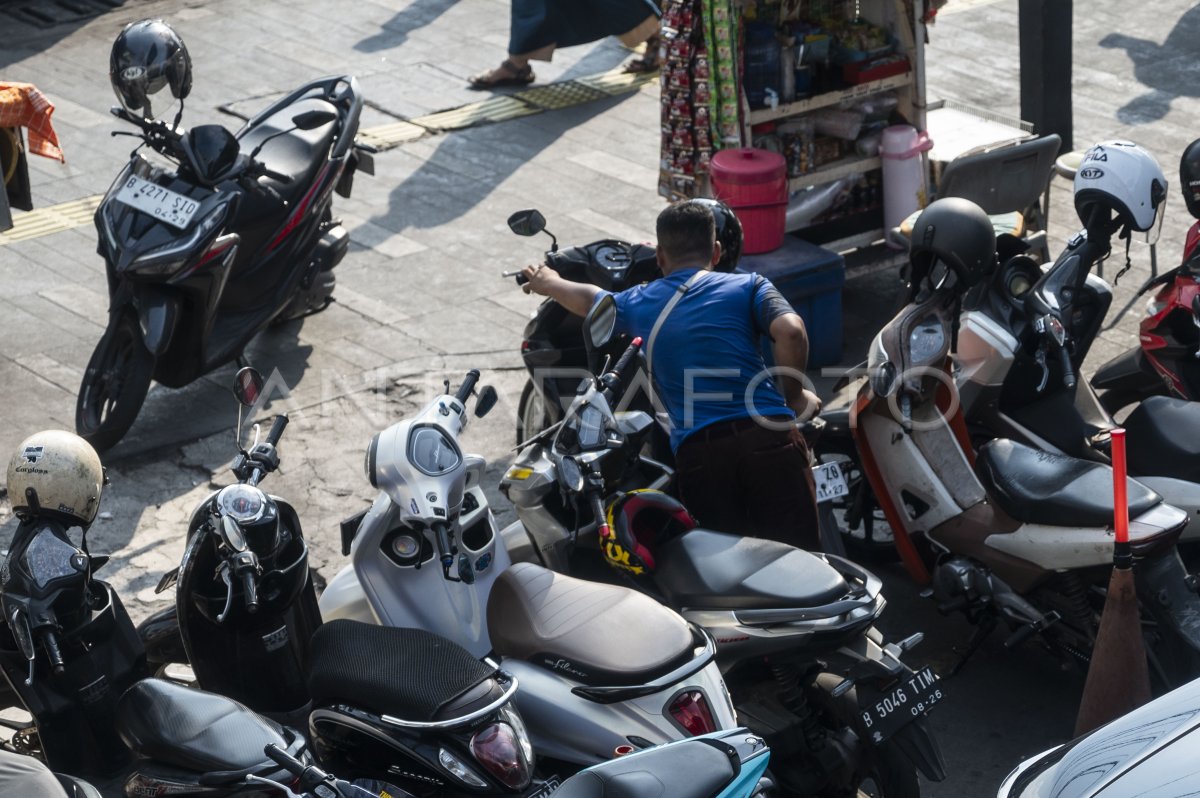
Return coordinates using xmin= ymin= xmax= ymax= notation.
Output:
xmin=318 ymin=365 xmax=737 ymax=777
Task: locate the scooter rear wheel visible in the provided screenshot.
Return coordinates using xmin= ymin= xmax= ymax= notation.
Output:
xmin=75 ymin=313 xmax=155 ymax=452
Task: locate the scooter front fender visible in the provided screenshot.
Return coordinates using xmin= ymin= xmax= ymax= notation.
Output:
xmin=131 ymin=286 xmax=179 ymax=356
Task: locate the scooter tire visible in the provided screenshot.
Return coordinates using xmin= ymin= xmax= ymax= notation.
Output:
xmin=75 ymin=313 xmax=155 ymax=453
xmin=813 ymin=438 xmax=898 ymax=564
xmin=517 ymin=378 xmax=562 ymax=444
xmin=810 ymin=673 xmax=921 ymax=798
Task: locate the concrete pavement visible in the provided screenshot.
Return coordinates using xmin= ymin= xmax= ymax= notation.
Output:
xmin=2 ymin=0 xmax=1199 ymax=794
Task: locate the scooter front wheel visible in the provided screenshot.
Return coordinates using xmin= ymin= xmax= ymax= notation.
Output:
xmin=75 ymin=313 xmax=155 ymax=452
xmin=517 ymin=378 xmax=561 ymax=444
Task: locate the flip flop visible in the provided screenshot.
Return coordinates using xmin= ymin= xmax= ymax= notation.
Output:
xmin=468 ymin=59 xmax=536 ymax=89
xmin=622 ymin=35 xmax=662 ymax=74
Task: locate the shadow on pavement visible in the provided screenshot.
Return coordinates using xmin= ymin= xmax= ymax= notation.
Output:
xmin=355 ymin=0 xmax=459 ymax=53
xmin=1101 ymin=5 xmax=1200 ymax=124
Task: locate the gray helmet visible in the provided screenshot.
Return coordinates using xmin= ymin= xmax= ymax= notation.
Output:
xmin=110 ymin=19 xmax=192 ymax=119
xmin=908 ymin=197 xmax=996 ymax=290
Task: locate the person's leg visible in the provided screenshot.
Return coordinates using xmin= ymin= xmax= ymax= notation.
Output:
xmin=675 ymin=435 xmax=748 ymax=534
xmin=620 ymin=15 xmax=662 ymax=73
xmin=736 ymin=427 xmax=821 ymax=550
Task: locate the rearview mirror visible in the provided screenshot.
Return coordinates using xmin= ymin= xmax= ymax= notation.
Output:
xmin=584 ymin=294 xmax=618 ymax=351
xmin=233 ymin=367 xmax=265 ymax=407
xmin=292 ymin=109 xmax=337 ymax=130
xmin=475 ymin=385 xmax=499 ymax=418
xmin=507 ymin=209 xmax=547 ymax=237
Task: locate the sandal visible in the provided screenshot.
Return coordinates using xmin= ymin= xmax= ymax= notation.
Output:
xmin=468 ymin=58 xmax=536 ymax=89
xmin=622 ymin=35 xmax=662 ymax=74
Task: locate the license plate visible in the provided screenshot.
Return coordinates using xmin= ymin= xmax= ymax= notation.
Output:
xmin=813 ymin=461 xmax=849 ymax=504
xmin=526 ymin=776 xmax=561 ymax=797
xmin=114 ymin=174 xmax=201 ymax=230
xmin=857 ymin=666 xmax=944 ymax=745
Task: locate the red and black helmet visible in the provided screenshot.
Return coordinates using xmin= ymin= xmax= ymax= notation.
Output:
xmin=602 ymin=490 xmax=696 ymax=575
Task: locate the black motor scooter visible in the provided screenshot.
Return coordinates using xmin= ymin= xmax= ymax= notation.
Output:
xmin=78 ymin=74 xmax=374 ymax=451
xmin=139 ymin=367 xmax=321 ymax=718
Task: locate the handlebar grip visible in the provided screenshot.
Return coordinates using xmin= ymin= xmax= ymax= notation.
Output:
xmin=611 ymin=337 xmax=643 ymax=380
xmin=433 ymin=522 xmax=454 ymax=562
xmin=455 ymin=370 xmax=481 ymax=403
xmin=263 ymin=744 xmax=299 ymax=773
xmin=1058 ymin=345 xmax=1077 ymax=390
xmin=42 ymin=630 xmax=65 ymax=675
xmin=515 ymin=272 xmax=529 ymax=285
xmin=261 ymin=167 xmax=292 ymax=184
xmin=266 ymin=414 xmax=289 ymax=446
xmin=241 ymin=571 xmax=259 ymax=614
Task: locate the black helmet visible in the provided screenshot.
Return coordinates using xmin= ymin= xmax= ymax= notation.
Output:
xmin=908 ymin=197 xmax=996 ymax=290
xmin=1181 ymin=139 xmax=1200 ymax=220
xmin=686 ymin=198 xmax=743 ymax=272
xmin=110 ymin=19 xmax=192 ymax=119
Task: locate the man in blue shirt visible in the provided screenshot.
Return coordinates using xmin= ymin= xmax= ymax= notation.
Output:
xmin=521 ymin=200 xmax=821 ymax=549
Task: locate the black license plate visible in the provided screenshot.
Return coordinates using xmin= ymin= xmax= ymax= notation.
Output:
xmin=526 ymin=776 xmax=561 ymax=797
xmin=857 ymin=666 xmax=944 ymax=745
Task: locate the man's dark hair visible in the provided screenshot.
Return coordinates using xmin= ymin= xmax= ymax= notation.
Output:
xmin=657 ymin=200 xmax=716 ymax=266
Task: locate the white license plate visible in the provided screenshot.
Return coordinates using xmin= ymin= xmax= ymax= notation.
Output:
xmin=813 ymin=461 xmax=849 ymax=504
xmin=114 ymin=174 xmax=201 ymax=230
xmin=859 ymin=666 xmax=945 ymax=744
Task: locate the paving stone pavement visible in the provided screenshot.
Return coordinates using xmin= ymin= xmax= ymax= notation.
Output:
xmin=1 ymin=0 xmax=1199 ymax=794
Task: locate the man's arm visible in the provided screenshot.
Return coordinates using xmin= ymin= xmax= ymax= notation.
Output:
xmin=770 ymin=313 xmax=821 ymax=420
xmin=521 ymin=263 xmax=603 ymax=317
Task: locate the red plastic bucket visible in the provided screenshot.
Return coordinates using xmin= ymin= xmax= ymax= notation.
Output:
xmin=711 ymin=148 xmax=788 ymax=254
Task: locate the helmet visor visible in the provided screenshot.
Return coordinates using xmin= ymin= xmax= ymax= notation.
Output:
xmin=1140 ymin=193 xmax=1167 ymax=245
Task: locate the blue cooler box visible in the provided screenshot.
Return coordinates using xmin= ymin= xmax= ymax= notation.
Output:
xmin=739 ymin=235 xmax=845 ymax=369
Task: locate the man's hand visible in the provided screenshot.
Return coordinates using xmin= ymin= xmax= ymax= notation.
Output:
xmin=521 ymin=263 xmax=558 ymax=296
xmin=790 ymin=388 xmax=822 ymax=422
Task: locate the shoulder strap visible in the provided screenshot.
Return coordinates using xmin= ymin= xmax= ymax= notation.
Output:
xmin=645 ymin=270 xmax=707 ymax=379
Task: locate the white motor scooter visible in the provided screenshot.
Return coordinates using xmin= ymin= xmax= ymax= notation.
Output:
xmin=318 ymin=355 xmax=737 ymax=770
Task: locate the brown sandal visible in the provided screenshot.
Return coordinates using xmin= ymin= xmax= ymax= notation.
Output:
xmin=622 ymin=35 xmax=662 ymax=74
xmin=468 ymin=58 xmax=536 ymax=89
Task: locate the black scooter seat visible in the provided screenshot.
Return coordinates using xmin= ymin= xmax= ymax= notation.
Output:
xmin=117 ymin=678 xmax=290 ymax=776
xmin=976 ymin=439 xmax=1161 ymax=527
xmin=237 ymin=96 xmax=339 ymax=209
xmin=1123 ymin=396 xmax=1200 ymax=483
xmin=309 ymin=620 xmax=497 ymax=722
xmin=555 ymin=738 xmax=736 ymax=798
xmin=655 ymin=529 xmax=849 ymax=610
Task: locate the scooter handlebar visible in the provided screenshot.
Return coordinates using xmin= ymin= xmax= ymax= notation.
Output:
xmin=600 ymin=337 xmax=643 ymax=401
xmin=1058 ymin=344 xmax=1077 ymax=390
xmin=266 ymin=414 xmax=289 ymax=447
xmin=455 ymin=370 xmax=481 ymax=403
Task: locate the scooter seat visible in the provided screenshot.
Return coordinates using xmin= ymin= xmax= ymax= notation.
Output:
xmin=309 ymin=620 xmax=497 ymax=722
xmin=237 ymin=96 xmax=339 ymax=207
xmin=555 ymin=738 xmax=736 ymax=798
xmin=117 ymin=678 xmax=290 ymax=776
xmin=975 ymin=439 xmax=1161 ymax=527
xmin=487 ymin=563 xmax=694 ymax=686
xmin=654 ymin=528 xmax=849 ymax=610
xmin=1123 ymin=396 xmax=1200 ymax=483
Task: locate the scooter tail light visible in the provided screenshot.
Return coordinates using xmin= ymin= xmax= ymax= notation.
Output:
xmin=469 ymin=720 xmax=533 ymax=790
xmin=668 ymin=690 xmax=717 ymax=736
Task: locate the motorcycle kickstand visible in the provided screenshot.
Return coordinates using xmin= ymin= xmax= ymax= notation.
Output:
xmin=948 ymin=616 xmax=996 ymax=677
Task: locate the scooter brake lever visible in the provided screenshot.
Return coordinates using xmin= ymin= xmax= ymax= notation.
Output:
xmin=1034 ymin=347 xmax=1050 ymax=393
xmin=215 ymin=562 xmax=235 ymax=623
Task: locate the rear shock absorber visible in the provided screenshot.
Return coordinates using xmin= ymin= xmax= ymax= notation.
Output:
xmin=1058 ymin=573 xmax=1096 ymax=642
xmin=769 ymin=661 xmax=824 ymax=750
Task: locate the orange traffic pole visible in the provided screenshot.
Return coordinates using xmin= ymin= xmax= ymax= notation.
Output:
xmin=1074 ymin=427 xmax=1150 ymax=735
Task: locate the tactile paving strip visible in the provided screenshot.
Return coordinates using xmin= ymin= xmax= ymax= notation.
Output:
xmin=515 ymin=81 xmax=610 ymax=111
xmin=0 ymin=196 xmax=100 ymax=244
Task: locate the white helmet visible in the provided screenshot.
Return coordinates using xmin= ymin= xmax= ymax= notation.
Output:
xmin=1074 ymin=141 xmax=1168 ymax=241
xmin=6 ymin=430 xmax=105 ymax=526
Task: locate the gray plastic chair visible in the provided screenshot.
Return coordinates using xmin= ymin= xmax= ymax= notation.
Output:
xmin=935 ymin=133 xmax=1062 ymax=262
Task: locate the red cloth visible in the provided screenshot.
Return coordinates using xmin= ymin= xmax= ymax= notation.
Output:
xmin=0 ymin=82 xmax=65 ymax=163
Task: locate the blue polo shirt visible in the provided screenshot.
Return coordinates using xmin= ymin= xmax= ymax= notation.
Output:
xmin=602 ymin=268 xmax=795 ymax=452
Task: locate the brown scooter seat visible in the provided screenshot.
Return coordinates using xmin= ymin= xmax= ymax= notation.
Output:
xmin=976 ymin=439 xmax=1160 ymax=527
xmin=487 ymin=563 xmax=694 ymax=686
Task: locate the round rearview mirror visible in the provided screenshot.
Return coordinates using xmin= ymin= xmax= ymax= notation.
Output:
xmin=507 ymin=209 xmax=547 ymax=237
xmin=584 ymin=294 xmax=618 ymax=351
xmin=233 ymin=367 xmax=265 ymax=407
xmin=559 ymin=455 xmax=585 ymax=493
